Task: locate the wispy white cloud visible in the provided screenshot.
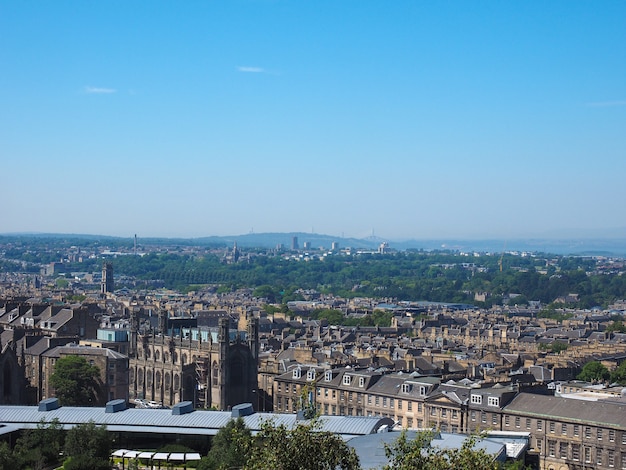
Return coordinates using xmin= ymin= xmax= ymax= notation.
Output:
xmin=84 ymin=86 xmax=117 ymax=94
xmin=237 ymin=66 xmax=265 ymax=73
xmin=586 ymin=100 xmax=626 ymax=107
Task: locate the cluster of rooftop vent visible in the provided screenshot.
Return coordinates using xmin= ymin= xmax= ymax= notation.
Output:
xmin=37 ymin=398 xmax=255 ymax=418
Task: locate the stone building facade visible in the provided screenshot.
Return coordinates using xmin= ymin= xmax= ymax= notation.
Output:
xmin=128 ymin=311 xmax=259 ymax=410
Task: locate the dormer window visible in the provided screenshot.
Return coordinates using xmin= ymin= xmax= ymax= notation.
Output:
xmin=359 ymin=377 xmax=365 ymax=387
xmin=306 ymin=369 xmax=316 ymax=381
xmin=471 ymin=394 xmax=482 ymax=404
xmin=325 ymin=370 xmax=332 ymax=382
xmin=343 ymin=374 xmax=351 ymax=385
xmin=488 ymin=396 xmax=500 ymax=407
xmin=293 ymin=368 xmax=301 ymax=379
xmin=401 ymin=383 xmax=411 ymax=394
xmin=419 ymin=386 xmax=426 ymax=396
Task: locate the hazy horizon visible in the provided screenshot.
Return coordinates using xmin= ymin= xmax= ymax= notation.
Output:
xmin=2 ymin=1 xmax=624 ymax=240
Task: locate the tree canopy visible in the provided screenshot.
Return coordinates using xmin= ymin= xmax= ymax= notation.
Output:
xmin=577 ymin=361 xmax=610 ymax=382
xmin=199 ymin=417 xmax=253 ymax=470
xmin=245 ymin=419 xmax=360 ymax=470
xmin=383 ymin=431 xmax=501 ymax=470
xmin=49 ymin=355 xmax=101 ymax=406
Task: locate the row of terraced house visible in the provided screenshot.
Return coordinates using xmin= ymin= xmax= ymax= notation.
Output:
xmin=274 ymin=365 xmax=626 ymax=470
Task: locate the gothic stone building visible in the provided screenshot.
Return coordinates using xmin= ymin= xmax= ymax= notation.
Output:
xmin=128 ymin=313 xmax=259 ymax=410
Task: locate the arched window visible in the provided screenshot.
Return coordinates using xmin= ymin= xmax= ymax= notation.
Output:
xmin=155 ymin=349 xmax=160 ymax=361
xmin=164 ymin=372 xmax=171 ymax=389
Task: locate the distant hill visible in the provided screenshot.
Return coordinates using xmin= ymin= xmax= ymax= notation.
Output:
xmin=2 ymin=232 xmax=625 ymax=256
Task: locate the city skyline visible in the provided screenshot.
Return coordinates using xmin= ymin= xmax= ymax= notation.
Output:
xmin=2 ymin=1 xmax=625 ymax=240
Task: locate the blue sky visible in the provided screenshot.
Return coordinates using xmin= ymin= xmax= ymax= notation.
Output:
xmin=2 ymin=1 xmax=625 ymax=240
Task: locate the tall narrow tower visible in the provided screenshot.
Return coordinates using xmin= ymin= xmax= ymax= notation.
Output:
xmin=101 ymin=262 xmax=114 ymax=295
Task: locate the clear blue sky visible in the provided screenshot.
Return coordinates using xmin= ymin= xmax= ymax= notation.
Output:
xmin=2 ymin=1 xmax=625 ymax=240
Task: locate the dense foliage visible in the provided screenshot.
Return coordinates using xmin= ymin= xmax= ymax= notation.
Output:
xmin=3 ymin=237 xmax=625 ymax=307
xmin=49 ymin=355 xmax=101 ymax=406
xmin=4 ymin=419 xmax=110 ymax=470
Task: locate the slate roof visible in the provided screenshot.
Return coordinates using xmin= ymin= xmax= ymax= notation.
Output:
xmin=503 ymin=392 xmax=626 ymax=429
xmin=0 ymin=403 xmax=393 ymax=439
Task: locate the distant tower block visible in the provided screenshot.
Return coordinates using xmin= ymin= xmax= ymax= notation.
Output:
xmin=101 ymin=262 xmax=114 ymax=295
xmin=331 ymin=241 xmax=339 ymax=251
xmin=303 ymin=241 xmax=311 ymax=250
xmin=291 ymin=236 xmax=299 ymax=250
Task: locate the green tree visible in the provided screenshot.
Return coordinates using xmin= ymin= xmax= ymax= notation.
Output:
xmin=610 ymin=361 xmax=626 ymax=385
xmin=577 ymin=361 xmax=610 ymax=382
xmin=14 ymin=418 xmax=64 ymax=470
xmin=383 ymin=431 xmax=500 ymax=470
xmin=199 ymin=418 xmax=253 ymax=470
xmin=0 ymin=441 xmax=14 ymax=470
xmin=64 ymin=421 xmax=111 ymax=463
xmin=245 ymin=419 xmax=360 ymax=470
xmin=49 ymin=355 xmax=101 ymax=406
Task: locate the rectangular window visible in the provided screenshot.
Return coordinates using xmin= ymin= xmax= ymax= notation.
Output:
xmin=390 ymin=398 xmax=394 ymax=409
xmin=572 ymin=444 xmax=580 ymax=461
xmin=359 ymin=377 xmax=365 ymax=387
xmin=537 ymin=419 xmax=543 ymax=431
xmin=608 ymin=450 xmax=614 ymax=468
xmin=382 ymin=397 xmax=387 ymax=407
xmin=610 ymin=429 xmax=616 ymax=442
xmin=559 ymin=442 xmax=568 ymax=459
xmin=548 ymin=440 xmax=556 ymax=457
xmin=561 ymin=423 xmax=567 ymax=435
xmin=452 ymin=410 xmax=458 ymax=419
xmin=417 ymin=402 xmax=422 ymax=412
xmin=515 ymin=417 xmax=520 ymax=428
xmin=550 ymin=421 xmax=555 ymax=433
xmin=471 ymin=394 xmax=482 ymax=404
xmin=526 ymin=418 xmax=531 ymax=430
xmin=584 ymin=446 xmax=591 ymax=463
xmin=492 ymin=414 xmax=498 ymax=425
xmin=441 ymin=408 xmax=447 ymax=417
xmin=574 ymin=424 xmax=579 ymax=436
xmin=488 ymin=396 xmax=499 ymax=407
xmin=598 ymin=429 xmax=603 ymax=441
xmin=349 ymin=392 xmax=353 ymax=402
xmin=340 ymin=391 xmax=345 ymax=400
xmin=621 ymin=452 xmax=626 ymax=470
xmin=401 ymin=383 xmax=411 ymax=393
xmin=482 ymin=412 xmax=487 ymax=423
xmin=431 ymin=407 xmax=436 ymax=416
xmin=407 ymin=418 xmax=413 ymax=428
xmin=536 ymin=439 xmax=542 ymax=453
xmin=343 ymin=375 xmax=351 ymax=385
xmin=505 ymin=416 xmax=510 ymax=427
xmin=597 ymin=450 xmax=603 ymax=466
xmin=408 ymin=402 xmax=412 ymax=411
xmin=471 ymin=411 xmax=476 ymax=421
xmin=585 ymin=426 xmax=592 ymax=438
xmin=622 ymin=433 xmax=626 ymax=445
xmin=398 ymin=400 xmax=402 ymax=410
xmin=331 ymin=405 xmax=336 ymax=415
xmin=375 ymin=396 xmax=380 ymax=406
